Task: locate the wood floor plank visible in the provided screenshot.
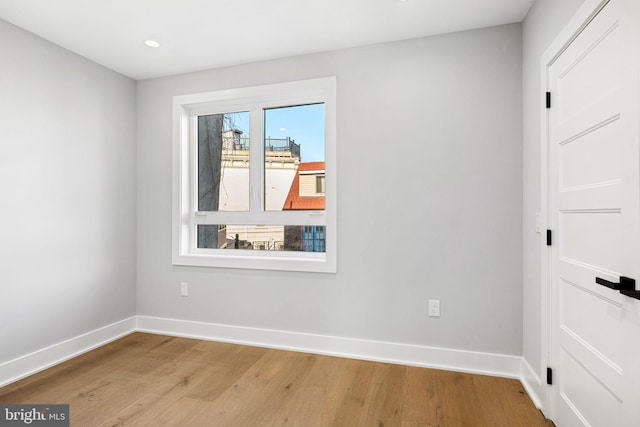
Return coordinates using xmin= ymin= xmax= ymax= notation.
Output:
xmin=472 ymin=374 xmax=544 ymax=427
xmin=0 ymin=333 xmax=552 ymax=427
xmin=96 ymin=357 xmax=248 ymax=426
xmin=0 ymin=333 xmax=154 ymax=403
xmin=144 ymin=396 xmax=211 ymax=426
xmin=325 ymin=358 xmax=377 ymax=426
xmin=356 ymin=363 xmax=405 ymax=427
xmin=189 ymin=351 xmax=319 ymax=427
xmin=305 ymin=355 xmax=355 ymax=425
xmin=401 ymin=366 xmax=443 ymax=426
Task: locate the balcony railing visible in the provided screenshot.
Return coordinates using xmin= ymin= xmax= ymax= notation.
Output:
xmin=224 ymin=136 xmax=301 ymax=158
xmin=265 ymin=137 xmax=300 ymax=157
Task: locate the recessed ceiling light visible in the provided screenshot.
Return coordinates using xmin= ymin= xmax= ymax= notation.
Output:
xmin=145 ymin=40 xmax=160 ymax=48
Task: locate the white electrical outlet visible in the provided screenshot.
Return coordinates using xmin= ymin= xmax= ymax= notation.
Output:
xmin=428 ymin=299 xmax=440 ymax=317
xmin=180 ymin=282 xmax=189 ymax=297
xmin=535 ymin=212 xmax=542 ymax=233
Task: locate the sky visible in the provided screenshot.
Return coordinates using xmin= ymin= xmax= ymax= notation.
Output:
xmin=265 ymin=103 xmax=325 ymax=163
xmin=224 ymin=103 xmax=325 ymax=163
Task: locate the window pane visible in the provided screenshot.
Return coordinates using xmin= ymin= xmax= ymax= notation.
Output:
xmin=264 ymin=104 xmax=325 ymax=211
xmin=197 ymin=225 xmax=326 ymax=252
xmin=198 ymin=112 xmax=249 ymax=212
xmin=197 ymin=225 xmax=228 ymax=249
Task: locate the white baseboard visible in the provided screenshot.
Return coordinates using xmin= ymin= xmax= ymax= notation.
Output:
xmin=136 ymin=315 xmax=523 ymax=379
xmin=1 ymin=314 xmax=539 ymax=410
xmin=0 ymin=317 xmax=136 ymax=388
xmin=521 ymin=358 xmax=544 ymax=409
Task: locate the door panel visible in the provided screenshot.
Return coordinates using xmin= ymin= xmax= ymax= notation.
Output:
xmin=553 ymin=4 xmax=622 ymax=127
xmin=559 ymin=120 xmax=621 ymax=190
xmin=548 ymin=0 xmax=640 ymax=425
xmin=556 ymin=29 xmax=620 ymax=126
xmin=559 ymin=260 xmax=624 ymax=304
xmin=561 ymin=349 xmax=623 ymax=427
xmin=560 ymin=211 xmax=623 ymax=272
xmin=560 ymin=279 xmax=623 ymax=368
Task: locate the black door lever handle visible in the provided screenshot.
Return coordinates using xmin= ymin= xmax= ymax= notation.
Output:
xmin=595 ymin=276 xmax=635 ymax=291
xmin=620 ymin=288 xmax=640 ymax=300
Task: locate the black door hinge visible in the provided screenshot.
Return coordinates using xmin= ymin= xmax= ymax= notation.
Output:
xmin=546 ymin=229 xmax=552 ymax=246
xmin=546 ymin=92 xmax=551 ymax=109
xmin=547 ymin=367 xmax=553 ymax=385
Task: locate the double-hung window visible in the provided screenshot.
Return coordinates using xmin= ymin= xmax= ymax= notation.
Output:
xmin=173 ymin=77 xmax=336 ymax=272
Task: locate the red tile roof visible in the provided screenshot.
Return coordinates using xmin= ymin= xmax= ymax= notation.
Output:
xmin=298 ymin=161 xmax=325 ymax=172
xmin=282 ymin=162 xmax=325 ymax=210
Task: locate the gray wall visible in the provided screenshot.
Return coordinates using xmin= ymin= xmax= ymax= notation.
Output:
xmin=521 ymin=0 xmax=585 ymax=376
xmin=0 ymin=20 xmax=137 ymax=363
xmin=137 ymin=24 xmax=523 ymax=356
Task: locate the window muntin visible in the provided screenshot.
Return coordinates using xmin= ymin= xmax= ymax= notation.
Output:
xmin=173 ymin=77 xmax=336 ymax=272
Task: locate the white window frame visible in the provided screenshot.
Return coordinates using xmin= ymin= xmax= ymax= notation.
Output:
xmin=172 ymin=77 xmax=337 ymax=273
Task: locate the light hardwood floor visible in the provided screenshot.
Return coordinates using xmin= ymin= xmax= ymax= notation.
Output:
xmin=0 ymin=333 xmax=552 ymax=426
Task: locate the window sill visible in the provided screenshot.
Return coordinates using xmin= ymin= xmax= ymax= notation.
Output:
xmin=172 ymin=250 xmax=336 ymax=273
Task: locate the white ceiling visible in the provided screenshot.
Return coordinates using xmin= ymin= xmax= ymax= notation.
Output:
xmin=0 ymin=0 xmax=534 ymax=80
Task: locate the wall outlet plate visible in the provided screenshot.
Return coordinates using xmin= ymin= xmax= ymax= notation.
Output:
xmin=428 ymin=299 xmax=440 ymax=317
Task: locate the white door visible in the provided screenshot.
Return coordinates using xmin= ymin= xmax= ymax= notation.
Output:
xmin=548 ymin=0 xmax=640 ymax=426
